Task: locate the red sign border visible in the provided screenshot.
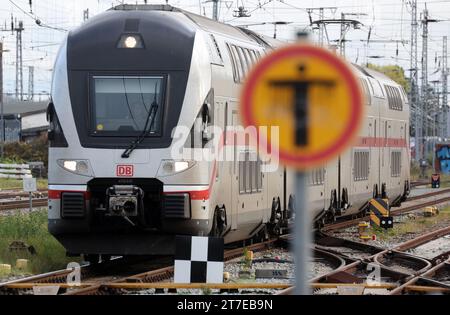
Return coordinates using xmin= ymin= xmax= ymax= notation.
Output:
xmin=240 ymin=44 xmax=364 ymax=169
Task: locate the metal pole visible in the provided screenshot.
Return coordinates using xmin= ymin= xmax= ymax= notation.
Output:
xmin=442 ymin=36 xmax=448 ymax=139
xmin=422 ymin=8 xmax=429 ymax=160
xmin=410 ymin=0 xmax=421 ymax=161
xmin=212 ymin=0 xmax=219 ymax=21
xmin=340 ymin=13 xmax=345 ymax=57
xmin=0 ymin=41 xmax=4 ymax=158
xmin=293 ymin=172 xmax=311 ymax=295
xmin=29 ymin=191 xmax=32 ymax=212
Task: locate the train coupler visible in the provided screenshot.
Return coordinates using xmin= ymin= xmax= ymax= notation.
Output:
xmin=106 ymin=185 xmax=144 ymax=217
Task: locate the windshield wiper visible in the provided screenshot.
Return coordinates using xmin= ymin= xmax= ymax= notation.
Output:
xmin=121 ymin=102 xmax=159 ymax=158
xmin=121 ymin=84 xmax=159 ymax=159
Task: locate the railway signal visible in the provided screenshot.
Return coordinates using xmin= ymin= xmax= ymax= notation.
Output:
xmin=240 ymin=37 xmax=364 ymax=294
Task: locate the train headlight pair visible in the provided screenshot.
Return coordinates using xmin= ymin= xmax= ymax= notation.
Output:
xmin=58 ymin=159 xmax=94 ymax=177
xmin=157 ymin=160 xmax=195 ymax=177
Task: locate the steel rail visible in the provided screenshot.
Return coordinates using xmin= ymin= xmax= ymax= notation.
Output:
xmin=323 ymin=193 xmax=450 ymax=232
xmin=279 ymin=226 xmax=450 ymax=295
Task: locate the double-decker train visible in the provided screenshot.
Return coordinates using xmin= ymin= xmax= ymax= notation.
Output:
xmin=48 ymin=4 xmax=410 ymax=261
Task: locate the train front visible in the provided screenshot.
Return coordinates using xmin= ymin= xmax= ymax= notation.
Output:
xmin=48 ymin=7 xmax=213 ymax=258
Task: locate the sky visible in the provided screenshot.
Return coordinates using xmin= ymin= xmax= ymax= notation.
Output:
xmin=1 ymin=0 xmax=450 ymax=100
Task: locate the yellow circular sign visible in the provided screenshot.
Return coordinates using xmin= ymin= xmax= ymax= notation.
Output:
xmin=240 ymin=44 xmax=364 ymax=170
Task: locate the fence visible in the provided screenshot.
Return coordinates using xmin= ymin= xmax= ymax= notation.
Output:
xmin=0 ymin=163 xmax=32 ymax=179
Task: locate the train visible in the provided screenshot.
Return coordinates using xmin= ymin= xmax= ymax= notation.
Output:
xmin=47 ymin=4 xmax=410 ymax=261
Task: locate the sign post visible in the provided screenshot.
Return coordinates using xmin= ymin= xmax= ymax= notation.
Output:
xmin=240 ymin=40 xmax=364 ymax=294
xmin=23 ymin=177 xmax=37 ymax=212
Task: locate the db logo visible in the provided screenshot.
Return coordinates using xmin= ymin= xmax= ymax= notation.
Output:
xmin=116 ymin=165 xmax=134 ymax=177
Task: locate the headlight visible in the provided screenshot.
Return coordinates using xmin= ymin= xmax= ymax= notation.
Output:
xmin=157 ymin=160 xmax=195 ymax=177
xmin=174 ymin=161 xmax=190 ymax=172
xmin=124 ymin=36 xmax=137 ymax=48
xmin=117 ymin=34 xmax=144 ymax=49
xmin=57 ymin=159 xmax=94 ymax=177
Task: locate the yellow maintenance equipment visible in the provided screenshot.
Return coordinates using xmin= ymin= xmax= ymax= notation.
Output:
xmin=358 ymin=221 xmax=371 ymax=240
xmin=424 ymin=206 xmax=439 ymax=217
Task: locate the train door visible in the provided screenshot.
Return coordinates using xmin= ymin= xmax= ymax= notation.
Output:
xmin=376 ymin=118 xmax=381 ymax=194
xmin=230 ymin=109 xmax=239 ymax=230
xmin=381 ymin=120 xmax=389 ymax=196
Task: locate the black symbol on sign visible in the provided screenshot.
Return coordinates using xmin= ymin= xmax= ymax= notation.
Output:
xmin=269 ymin=64 xmax=335 ymax=146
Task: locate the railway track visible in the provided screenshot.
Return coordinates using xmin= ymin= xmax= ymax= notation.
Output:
xmin=0 ymin=190 xmax=47 ymax=199
xmin=0 ymin=189 xmax=48 ymax=211
xmin=277 ymin=225 xmax=450 ymax=295
xmin=0 ymin=198 xmax=48 ymax=211
xmin=410 ymin=179 xmax=450 ymax=188
xmin=3 ymin=225 xmax=450 ymax=295
xmin=323 ymin=187 xmax=450 ymax=232
xmin=0 ymin=237 xmax=288 ymax=295
xmin=2 ymin=186 xmax=450 ymax=295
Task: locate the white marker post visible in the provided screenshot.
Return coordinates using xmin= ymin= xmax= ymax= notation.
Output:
xmin=23 ymin=177 xmax=37 ymax=212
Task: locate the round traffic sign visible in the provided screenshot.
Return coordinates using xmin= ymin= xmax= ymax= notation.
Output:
xmin=240 ymin=43 xmax=364 ymax=170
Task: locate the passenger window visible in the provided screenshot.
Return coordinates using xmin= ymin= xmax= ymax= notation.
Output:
xmin=368 ymin=78 xmax=384 ymax=98
xmin=354 ymin=150 xmax=369 ymax=181
xmin=391 ymin=151 xmax=401 ymax=177
xmin=360 ymin=78 xmax=371 ymax=106
xmin=209 ymin=34 xmax=223 ymax=63
xmin=309 ymin=168 xmax=325 ymax=186
xmin=236 ymin=47 xmax=249 ymax=77
xmin=231 ymin=45 xmax=244 ymax=82
xmin=385 ymin=85 xmax=403 ymax=111
xmin=239 ymin=152 xmax=245 ymax=194
xmin=226 ymin=44 xmax=239 ymax=83
xmin=239 ymin=152 xmax=263 ymax=194
xmin=249 ymin=50 xmax=258 ymax=64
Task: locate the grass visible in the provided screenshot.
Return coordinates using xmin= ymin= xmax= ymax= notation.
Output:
xmin=370 ymin=206 xmax=450 ymax=241
xmin=0 ymin=178 xmax=48 ymax=191
xmin=0 ymin=209 xmax=78 ymax=277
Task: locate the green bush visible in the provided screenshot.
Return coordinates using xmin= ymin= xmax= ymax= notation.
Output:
xmin=2 ymin=136 xmax=48 ymax=168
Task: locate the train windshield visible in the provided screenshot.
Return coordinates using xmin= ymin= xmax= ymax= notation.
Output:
xmin=91 ymin=76 xmax=164 ymax=135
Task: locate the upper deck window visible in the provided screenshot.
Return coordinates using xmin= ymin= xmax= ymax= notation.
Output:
xmin=359 ymin=78 xmax=372 ymax=106
xmin=385 ymin=85 xmax=403 ymax=111
xmin=90 ymin=76 xmax=164 ymax=136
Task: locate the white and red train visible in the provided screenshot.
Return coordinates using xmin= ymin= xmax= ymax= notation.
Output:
xmin=47 ymin=4 xmax=410 ymax=260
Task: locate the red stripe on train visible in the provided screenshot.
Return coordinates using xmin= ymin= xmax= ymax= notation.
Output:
xmin=355 ymin=137 xmax=408 ymax=148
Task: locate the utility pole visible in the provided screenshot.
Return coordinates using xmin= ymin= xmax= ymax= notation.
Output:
xmin=306 ymin=7 xmax=337 ymax=47
xmin=442 ymin=36 xmax=448 ymax=140
xmin=421 ymin=6 xmax=438 ymax=160
xmin=14 ymin=20 xmax=24 ymax=101
xmin=28 ymin=66 xmax=34 ymax=101
xmin=319 ymin=8 xmax=324 ymax=46
xmin=340 ymin=12 xmax=367 ymax=57
xmin=340 ymin=13 xmax=346 ymax=56
xmin=409 ymin=0 xmax=422 ymax=161
xmin=0 ymin=42 xmax=4 ymax=158
xmin=311 ymin=17 xmax=362 ymax=57
xmin=212 ymin=0 xmax=219 ymax=21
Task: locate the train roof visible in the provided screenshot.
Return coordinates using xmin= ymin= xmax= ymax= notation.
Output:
xmin=110 ymin=4 xmax=282 ymax=48
xmin=109 ymin=4 xmax=400 ymax=89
